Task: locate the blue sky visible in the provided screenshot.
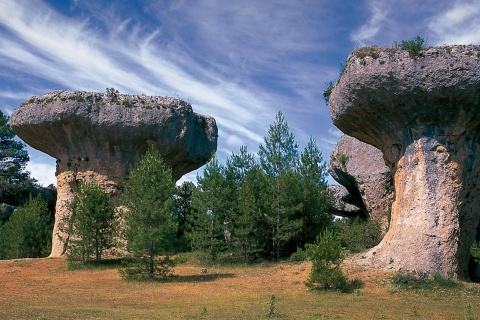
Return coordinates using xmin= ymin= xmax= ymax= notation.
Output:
xmin=1 ymin=0 xmax=479 ymax=186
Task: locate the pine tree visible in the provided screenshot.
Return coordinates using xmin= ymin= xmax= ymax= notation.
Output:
xmin=225 ymin=146 xmax=263 ymax=261
xmin=305 ymin=229 xmax=347 ymax=290
xmin=175 ymin=181 xmax=197 ymax=251
xmin=188 ymin=157 xmax=228 ymax=262
xmin=297 ymin=137 xmax=332 ymax=246
xmin=120 ymin=148 xmax=177 ymax=280
xmin=0 ymin=110 xmax=35 ymax=206
xmin=62 ymin=180 xmax=117 ymax=265
xmin=258 ymin=111 xmax=299 ymax=259
xmin=0 ymin=195 xmax=52 ymax=259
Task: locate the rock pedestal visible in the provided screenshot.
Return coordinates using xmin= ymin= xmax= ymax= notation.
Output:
xmin=11 ymin=90 xmax=218 ymax=257
xmin=330 ymin=45 xmax=480 ymax=278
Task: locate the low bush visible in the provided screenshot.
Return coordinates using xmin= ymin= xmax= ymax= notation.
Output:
xmin=393 ymin=35 xmax=426 ymax=57
xmin=305 ymin=229 xmax=347 ymax=291
xmin=390 ymin=271 xmax=461 ymax=291
xmin=334 ymin=217 xmax=381 ymax=253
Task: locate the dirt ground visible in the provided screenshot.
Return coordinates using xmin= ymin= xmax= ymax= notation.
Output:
xmin=1 ymin=257 xmax=480 ymax=319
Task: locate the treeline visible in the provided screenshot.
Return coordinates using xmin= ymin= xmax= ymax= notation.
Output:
xmin=61 ymin=111 xmax=333 ymax=279
xmin=182 ymin=111 xmax=332 ymax=261
xmin=0 ymin=110 xmax=56 ymax=259
xmin=0 ymin=108 xmax=381 ymax=272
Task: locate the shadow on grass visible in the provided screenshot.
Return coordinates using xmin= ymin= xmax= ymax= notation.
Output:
xmin=67 ymin=258 xmax=128 ymax=270
xmin=161 ymin=273 xmax=236 ymax=283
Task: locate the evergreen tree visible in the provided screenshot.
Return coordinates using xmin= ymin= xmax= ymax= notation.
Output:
xmin=188 ymin=157 xmax=229 ymax=262
xmin=225 ymin=146 xmax=263 ymax=261
xmin=258 ymin=111 xmax=299 ymax=259
xmin=296 ymin=137 xmax=332 ymax=246
xmin=0 ymin=195 xmax=52 ymax=259
xmin=62 ymin=180 xmax=117 ymax=265
xmin=258 ymin=111 xmax=299 ymax=177
xmin=120 ymin=148 xmax=177 ymax=280
xmin=175 ymin=181 xmax=197 ymax=251
xmin=0 ymin=110 xmax=35 ymax=206
xmin=305 ymin=229 xmax=347 ymax=290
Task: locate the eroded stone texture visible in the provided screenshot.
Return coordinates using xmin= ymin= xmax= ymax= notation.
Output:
xmin=327 ymin=185 xmax=363 ymax=218
xmin=329 ymin=134 xmax=393 ymax=234
xmin=329 ymin=45 xmax=480 ymax=278
xmin=11 ymin=90 xmax=218 ymax=257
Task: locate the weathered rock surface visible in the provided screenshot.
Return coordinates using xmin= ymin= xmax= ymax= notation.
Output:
xmin=329 ymin=134 xmax=393 ymax=234
xmin=327 ymin=185 xmax=363 ymax=218
xmin=0 ymin=203 xmax=16 ymax=223
xmin=11 ymin=90 xmax=218 ymax=257
xmin=329 ymin=45 xmax=480 ymax=279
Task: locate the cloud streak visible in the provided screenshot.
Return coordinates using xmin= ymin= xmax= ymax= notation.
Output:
xmin=3 ymin=0 xmax=479 ymax=187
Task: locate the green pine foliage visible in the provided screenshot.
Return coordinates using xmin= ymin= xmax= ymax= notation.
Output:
xmin=224 ymin=146 xmax=264 ymax=261
xmin=174 ymin=181 xmax=197 ymax=252
xmin=471 ymin=241 xmax=480 ymax=263
xmin=334 ymin=217 xmax=382 ymax=253
xmin=0 ymin=195 xmax=52 ymax=259
xmin=187 ymin=112 xmax=332 ymax=261
xmin=258 ymin=111 xmax=300 ymax=259
xmin=305 ymin=229 xmax=347 ymax=290
xmin=120 ymin=147 xmax=178 ymax=280
xmin=188 ymin=157 xmax=229 ymax=263
xmin=393 ymin=35 xmax=426 ymax=57
xmin=62 ymin=180 xmax=117 ymax=265
xmin=0 ymin=109 xmax=38 ymax=207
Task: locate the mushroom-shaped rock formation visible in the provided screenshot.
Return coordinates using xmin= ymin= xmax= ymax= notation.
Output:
xmin=329 ymin=45 xmax=480 ymax=278
xmin=329 ymin=134 xmax=393 ymax=234
xmin=11 ymin=90 xmax=218 ymax=257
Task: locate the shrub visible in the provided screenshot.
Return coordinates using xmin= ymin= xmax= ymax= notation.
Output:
xmin=354 ymin=46 xmax=381 ymax=59
xmin=390 ymin=271 xmax=461 ymax=291
xmin=334 ymin=217 xmax=381 ymax=253
xmin=393 ymin=35 xmax=426 ymax=57
xmin=290 ymin=247 xmax=308 ymax=262
xmin=323 ymin=81 xmax=334 ymax=106
xmin=305 ymin=229 xmax=347 ymax=291
xmin=471 ymin=241 xmax=480 ymax=263
xmin=119 ymin=256 xmax=175 ymax=281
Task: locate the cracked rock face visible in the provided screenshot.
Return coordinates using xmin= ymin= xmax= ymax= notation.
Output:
xmin=329 ymin=134 xmax=393 ymax=234
xmin=329 ymin=45 xmax=480 ymax=278
xmin=327 ymin=185 xmax=363 ymax=218
xmin=11 ymin=90 xmax=218 ymax=257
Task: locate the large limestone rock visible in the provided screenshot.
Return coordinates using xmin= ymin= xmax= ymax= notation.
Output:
xmin=329 ymin=45 xmax=480 ymax=278
xmin=327 ymin=185 xmax=363 ymax=218
xmin=11 ymin=90 xmax=218 ymax=257
xmin=329 ymin=134 xmax=394 ymax=234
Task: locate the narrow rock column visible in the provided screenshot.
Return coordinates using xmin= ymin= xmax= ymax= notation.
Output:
xmin=52 ymin=157 xmax=122 ymax=256
xmin=372 ymin=135 xmax=464 ymax=276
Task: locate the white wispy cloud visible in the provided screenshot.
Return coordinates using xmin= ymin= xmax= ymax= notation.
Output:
xmin=0 ymin=0 xmax=277 ymax=182
xmin=0 ymin=0 xmax=349 ymax=186
xmin=350 ymin=0 xmax=389 ymax=45
xmin=428 ymin=1 xmax=480 ymax=45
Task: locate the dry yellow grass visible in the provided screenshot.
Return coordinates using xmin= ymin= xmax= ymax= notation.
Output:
xmin=0 ymin=257 xmax=480 ymax=319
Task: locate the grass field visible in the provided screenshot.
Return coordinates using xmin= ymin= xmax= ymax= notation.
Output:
xmin=1 ymin=257 xmax=480 ymax=319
